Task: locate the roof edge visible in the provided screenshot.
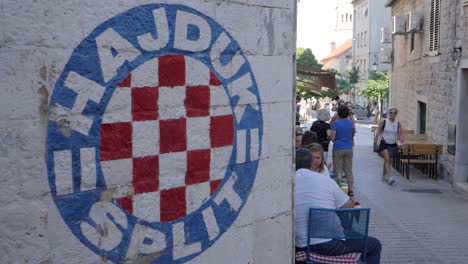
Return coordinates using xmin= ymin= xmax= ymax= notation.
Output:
xmin=385 ymin=0 xmax=397 ymax=7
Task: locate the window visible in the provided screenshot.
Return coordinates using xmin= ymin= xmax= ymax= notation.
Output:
xmin=410 ymin=33 xmax=415 ymax=53
xmin=364 ymin=31 xmax=367 ymax=47
xmin=429 ymin=0 xmax=440 ymax=53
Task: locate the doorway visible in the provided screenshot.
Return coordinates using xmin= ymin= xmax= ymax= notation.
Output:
xmin=417 ymin=101 xmax=426 ymax=134
xmin=454 ymin=66 xmax=468 ymax=184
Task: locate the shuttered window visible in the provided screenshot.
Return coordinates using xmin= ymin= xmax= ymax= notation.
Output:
xmin=429 ymin=0 xmax=440 ymax=53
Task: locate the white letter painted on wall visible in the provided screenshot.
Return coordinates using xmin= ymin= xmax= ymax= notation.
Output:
xmin=137 ymin=8 xmax=169 ymax=51
xmin=210 ymin=32 xmax=246 ymax=79
xmin=96 ymin=28 xmax=142 ymax=82
xmin=127 ymin=223 xmax=166 ymax=258
xmin=80 ymin=202 xmax=128 ymax=251
xmin=174 ymin=10 xmax=211 ymax=52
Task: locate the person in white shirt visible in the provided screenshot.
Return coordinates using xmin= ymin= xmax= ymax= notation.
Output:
xmin=295 ymin=148 xmax=382 ymax=264
xmin=374 ymin=107 xmax=405 ymax=185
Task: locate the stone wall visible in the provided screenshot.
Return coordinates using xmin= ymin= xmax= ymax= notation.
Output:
xmin=389 ymin=0 xmax=463 ymax=182
xmin=0 ymin=1 xmax=296 ymax=263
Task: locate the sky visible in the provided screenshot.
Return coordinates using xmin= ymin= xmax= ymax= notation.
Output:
xmin=297 ymin=0 xmax=336 ymax=61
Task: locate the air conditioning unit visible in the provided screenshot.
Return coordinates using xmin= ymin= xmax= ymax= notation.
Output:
xmin=381 ymin=27 xmax=391 ymax=43
xmin=392 ymin=15 xmax=406 ymax=35
xmin=380 ymin=47 xmax=392 ymax=63
xmin=406 ymin=11 xmax=422 ymax=32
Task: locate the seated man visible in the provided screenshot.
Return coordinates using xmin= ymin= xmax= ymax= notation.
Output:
xmin=295 ymin=148 xmax=382 ymax=264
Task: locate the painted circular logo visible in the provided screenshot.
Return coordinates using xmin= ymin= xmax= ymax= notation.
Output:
xmin=46 ymin=4 xmax=262 ymax=263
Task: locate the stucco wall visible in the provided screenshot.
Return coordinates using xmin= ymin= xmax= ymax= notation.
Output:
xmin=0 ymin=1 xmax=296 ymax=263
xmin=389 ymin=0 xmax=462 ymax=182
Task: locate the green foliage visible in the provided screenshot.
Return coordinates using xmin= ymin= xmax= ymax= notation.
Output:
xmin=296 ymin=48 xmax=322 ymax=68
xmin=359 ymin=71 xmax=389 ymax=100
xmin=296 ymin=47 xmax=323 ymax=100
xmin=346 ymin=65 xmax=360 ymax=92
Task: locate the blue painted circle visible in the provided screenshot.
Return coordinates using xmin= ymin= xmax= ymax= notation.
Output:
xmin=46 ymin=4 xmax=263 ymax=263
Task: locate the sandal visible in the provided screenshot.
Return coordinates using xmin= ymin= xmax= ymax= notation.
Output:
xmin=347 ymin=191 xmax=354 ymax=197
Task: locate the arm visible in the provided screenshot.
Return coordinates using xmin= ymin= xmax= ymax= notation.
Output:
xmin=328 ymin=129 xmax=336 ymax=142
xmin=340 ymin=199 xmax=354 ymax=208
xmin=374 ymin=120 xmax=384 ymax=144
xmin=329 ymin=113 xmax=338 ymax=126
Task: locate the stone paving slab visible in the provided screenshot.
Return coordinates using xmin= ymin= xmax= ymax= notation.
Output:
xmin=351 ymin=122 xmax=468 ymax=264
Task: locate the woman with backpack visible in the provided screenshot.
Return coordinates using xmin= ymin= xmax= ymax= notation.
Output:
xmin=374 ymin=107 xmax=405 ymax=185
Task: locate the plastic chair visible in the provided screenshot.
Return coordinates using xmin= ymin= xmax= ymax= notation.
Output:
xmin=305 ymin=208 xmax=371 ymax=264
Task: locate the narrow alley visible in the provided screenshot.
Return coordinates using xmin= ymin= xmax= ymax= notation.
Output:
xmin=310 ymin=120 xmax=468 ymax=263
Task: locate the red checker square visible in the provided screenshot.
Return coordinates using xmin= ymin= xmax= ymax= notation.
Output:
xmin=116 ymin=196 xmax=133 ymax=214
xmin=118 ymin=73 xmax=132 ymax=88
xmin=100 ymin=122 xmax=132 ymax=161
xmin=132 ymin=87 xmax=158 ymax=121
xmin=160 ymin=187 xmax=186 ymax=222
xmin=210 ymin=72 xmax=222 ymax=86
xmin=210 ymin=115 xmax=234 ymax=147
xmin=133 ymin=156 xmax=159 ymax=194
xmin=185 ymin=86 xmax=210 ymax=117
xmin=186 ymin=149 xmax=210 ymax=185
xmin=210 ymin=179 xmax=222 ymax=195
xmin=159 ymin=119 xmax=187 ymax=153
xmin=159 ymin=55 xmax=185 ymax=87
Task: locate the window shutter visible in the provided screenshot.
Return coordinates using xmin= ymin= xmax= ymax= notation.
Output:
xmin=430 ymin=0 xmax=440 ymax=53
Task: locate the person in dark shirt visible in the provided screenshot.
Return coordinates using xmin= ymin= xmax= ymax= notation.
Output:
xmin=310 ymin=108 xmax=331 ymax=162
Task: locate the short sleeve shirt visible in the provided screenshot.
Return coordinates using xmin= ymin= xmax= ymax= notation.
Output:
xmin=295 ymin=169 xmax=349 ymax=247
xmin=331 ymin=119 xmax=354 ymax=150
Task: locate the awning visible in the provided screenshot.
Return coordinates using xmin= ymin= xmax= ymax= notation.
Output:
xmin=296 ymin=64 xmax=336 ymax=92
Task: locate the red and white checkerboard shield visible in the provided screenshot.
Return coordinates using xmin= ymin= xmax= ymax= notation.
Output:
xmin=100 ymin=54 xmax=234 ymax=222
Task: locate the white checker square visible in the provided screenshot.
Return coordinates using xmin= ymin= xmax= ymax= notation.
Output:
xmin=185 ymin=56 xmax=210 ymax=86
xmin=102 ymin=88 xmax=132 ymax=124
xmin=101 ymin=159 xmax=133 ymax=188
xmin=132 ymin=121 xmax=160 ymax=158
xmin=210 ymin=146 xmax=233 ymax=181
xmin=131 ymin=57 xmax=159 ymax=87
xmin=158 ymin=86 xmax=186 ymax=120
xmin=210 ymin=85 xmax=232 ymax=116
xmin=133 ymin=191 xmax=160 ymax=222
xmin=186 ymin=117 xmax=210 ymax=150
xmin=159 ymin=152 xmax=187 ymax=190
xmin=186 ymin=182 xmax=211 ymax=213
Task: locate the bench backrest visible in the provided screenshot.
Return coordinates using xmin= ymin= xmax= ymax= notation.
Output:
xmin=404 ymin=134 xmax=428 ymax=141
xmin=402 ymin=129 xmax=414 ymax=134
xmin=401 ymin=144 xmax=443 ymax=155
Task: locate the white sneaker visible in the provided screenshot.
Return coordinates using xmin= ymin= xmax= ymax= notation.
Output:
xmin=387 ymin=177 xmax=396 ymax=185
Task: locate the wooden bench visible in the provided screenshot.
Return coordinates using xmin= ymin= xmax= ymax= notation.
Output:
xmin=402 ymin=129 xmax=414 ymax=134
xmin=403 ymin=134 xmax=428 ymax=142
xmin=399 ymin=143 xmax=443 ymax=180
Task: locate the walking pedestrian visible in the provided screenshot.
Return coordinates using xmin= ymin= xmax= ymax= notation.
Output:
xmin=310 ymin=109 xmax=331 ymax=162
xmin=329 ymin=105 xmax=355 ymax=197
xmin=374 ymin=107 xmax=405 ymax=185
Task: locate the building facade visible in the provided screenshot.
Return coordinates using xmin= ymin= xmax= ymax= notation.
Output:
xmin=352 ymin=0 xmax=392 ymax=107
xmin=386 ymin=0 xmax=468 ymax=190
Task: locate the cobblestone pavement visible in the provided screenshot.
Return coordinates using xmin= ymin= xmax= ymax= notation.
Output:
xmin=352 ymin=121 xmax=468 ymax=264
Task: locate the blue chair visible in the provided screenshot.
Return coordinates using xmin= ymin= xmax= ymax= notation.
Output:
xmin=305 ymin=208 xmax=371 ymax=264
